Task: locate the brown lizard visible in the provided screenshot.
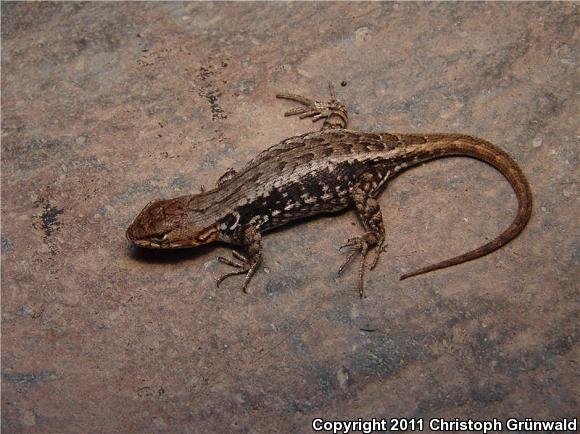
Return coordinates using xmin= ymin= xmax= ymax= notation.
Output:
xmin=126 ymin=83 xmax=532 ymax=298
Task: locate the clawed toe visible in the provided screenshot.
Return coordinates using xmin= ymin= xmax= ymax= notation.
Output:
xmin=216 ymin=269 xmax=249 ymax=288
xmin=369 ymin=241 xmax=386 ymax=270
xmin=337 ymin=234 xmax=384 ymax=298
xmin=338 ymin=236 xmax=366 ymax=270
xmin=338 ymin=249 xmax=360 ymax=275
xmin=276 ymin=93 xmax=321 ymax=119
xmin=217 ymin=250 xmax=248 ymax=268
xmin=217 ymin=256 xmax=244 ymax=269
xmin=283 ymin=106 xmax=313 ymax=117
xmin=215 ymin=247 xmax=261 ymax=294
xmin=216 ymin=250 xmax=251 ymax=289
xmin=276 ymin=82 xmax=348 ymax=129
xmin=340 ymin=237 xmax=362 ymax=250
xmin=276 ymin=93 xmax=315 ymax=107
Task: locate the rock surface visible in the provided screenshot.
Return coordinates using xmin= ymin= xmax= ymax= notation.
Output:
xmin=2 ymin=3 xmax=577 ymax=432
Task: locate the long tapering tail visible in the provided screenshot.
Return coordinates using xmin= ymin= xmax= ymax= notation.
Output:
xmin=399 ymin=134 xmax=533 ymax=280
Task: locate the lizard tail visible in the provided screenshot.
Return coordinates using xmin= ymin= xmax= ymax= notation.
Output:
xmin=400 ymin=135 xmax=533 ymax=280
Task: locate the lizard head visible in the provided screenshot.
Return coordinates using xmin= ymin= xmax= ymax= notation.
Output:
xmin=126 ymin=195 xmax=219 ymax=249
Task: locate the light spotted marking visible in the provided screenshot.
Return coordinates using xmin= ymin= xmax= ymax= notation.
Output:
xmin=229 ymin=211 xmax=241 ymax=230
xmin=322 ymin=184 xmax=330 ymax=192
xmin=284 ymin=203 xmax=295 ymax=211
xmin=272 ymin=210 xmax=281 ymax=216
xmin=304 ymin=197 xmax=317 ymax=204
xmin=394 ymin=163 xmax=409 ymax=172
xmin=249 ymin=214 xmax=269 ymax=226
xmin=197 ymin=227 xmax=217 ymax=241
xmin=282 ymin=192 xmax=288 ymax=197
xmin=321 ymin=193 xmax=333 ymax=200
xmin=371 ymin=170 xmax=392 ymax=197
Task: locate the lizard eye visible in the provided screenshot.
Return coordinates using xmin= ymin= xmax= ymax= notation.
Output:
xmin=151 ymin=234 xmax=168 ymax=242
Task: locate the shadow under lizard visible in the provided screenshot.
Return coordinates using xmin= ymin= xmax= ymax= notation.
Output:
xmin=126 ymin=83 xmax=533 ymax=298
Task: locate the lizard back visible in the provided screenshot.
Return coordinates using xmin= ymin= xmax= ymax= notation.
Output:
xmin=205 ymin=130 xmax=469 ymax=235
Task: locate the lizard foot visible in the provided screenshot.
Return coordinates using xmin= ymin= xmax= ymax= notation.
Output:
xmin=216 ymin=251 xmax=259 ymax=293
xmin=276 ymin=82 xmax=348 ymax=129
xmin=338 ymin=233 xmax=384 ymax=298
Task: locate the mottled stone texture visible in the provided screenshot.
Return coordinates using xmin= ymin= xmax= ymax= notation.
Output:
xmin=1 ymin=2 xmax=577 ymax=432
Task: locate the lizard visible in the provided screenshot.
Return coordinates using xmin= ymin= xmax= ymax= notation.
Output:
xmin=126 ymin=83 xmax=532 ymax=298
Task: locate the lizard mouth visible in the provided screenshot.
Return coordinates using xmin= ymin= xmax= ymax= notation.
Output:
xmin=133 ymin=239 xmax=162 ymax=248
xmin=131 ymin=235 xmax=197 ymax=249
xmin=128 ymin=233 xmax=169 ymax=249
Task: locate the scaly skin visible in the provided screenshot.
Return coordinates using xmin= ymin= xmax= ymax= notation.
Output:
xmin=126 ymin=83 xmax=532 ymax=298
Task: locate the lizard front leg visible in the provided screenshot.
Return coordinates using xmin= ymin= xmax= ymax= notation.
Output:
xmin=276 ymin=82 xmax=349 ymax=130
xmin=216 ymin=225 xmax=262 ymax=293
xmin=338 ymin=173 xmax=386 ymax=298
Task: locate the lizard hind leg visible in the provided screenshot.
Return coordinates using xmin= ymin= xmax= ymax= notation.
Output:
xmin=338 ymin=174 xmax=386 ymax=298
xmin=276 ymin=82 xmax=349 ymax=130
